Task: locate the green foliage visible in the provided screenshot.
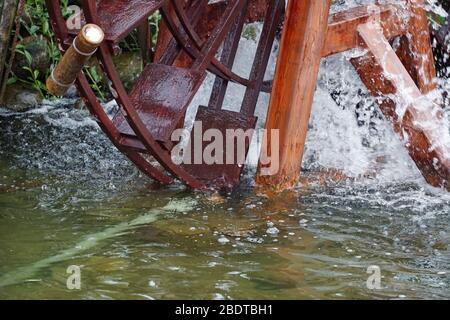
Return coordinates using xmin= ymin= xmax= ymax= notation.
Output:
xmin=14 ymin=43 xmax=46 ymax=96
xmin=118 ymin=10 xmax=161 ymax=51
xmin=150 ymin=10 xmax=162 ymax=47
xmin=242 ymin=25 xmax=257 ymax=41
xmin=84 ymin=65 xmax=106 ymax=101
xmin=11 ymin=0 xmax=68 ymax=98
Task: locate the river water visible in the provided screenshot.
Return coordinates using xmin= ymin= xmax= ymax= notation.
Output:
xmin=1 ymin=1 xmax=449 ymax=300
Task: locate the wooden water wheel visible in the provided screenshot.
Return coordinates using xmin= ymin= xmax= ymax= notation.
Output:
xmin=46 ymin=0 xmax=284 ymax=190
xmin=47 ymin=0 xmax=450 ymax=192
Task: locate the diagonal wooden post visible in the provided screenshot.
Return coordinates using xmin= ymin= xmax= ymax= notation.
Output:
xmin=394 ymin=0 xmax=437 ymax=94
xmin=256 ymin=0 xmax=332 ymax=190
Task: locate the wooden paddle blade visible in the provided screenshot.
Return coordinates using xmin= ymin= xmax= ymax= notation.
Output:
xmin=180 ymin=106 xmax=257 ymax=189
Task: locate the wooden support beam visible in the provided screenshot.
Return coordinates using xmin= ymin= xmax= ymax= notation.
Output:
xmin=351 ymin=22 xmax=450 ymax=190
xmin=256 ymin=0 xmax=331 ymax=189
xmin=322 ymin=1 xmax=437 ymax=88
xmin=322 ymin=4 xmax=407 ymax=57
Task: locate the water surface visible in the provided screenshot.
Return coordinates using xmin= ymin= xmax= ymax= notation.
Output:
xmin=0 ymin=102 xmax=449 ymax=300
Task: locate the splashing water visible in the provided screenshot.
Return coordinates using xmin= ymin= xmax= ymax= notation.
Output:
xmin=0 ymin=0 xmax=449 ymax=299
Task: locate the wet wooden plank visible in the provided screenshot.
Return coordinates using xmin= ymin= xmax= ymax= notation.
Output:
xmin=181 ymin=106 xmax=257 ymax=189
xmin=72 ymin=0 xmax=166 ymax=43
xmin=113 ymin=63 xmax=202 ymax=144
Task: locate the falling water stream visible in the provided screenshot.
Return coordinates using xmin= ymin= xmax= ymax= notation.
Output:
xmin=0 ymin=0 xmax=449 ymax=299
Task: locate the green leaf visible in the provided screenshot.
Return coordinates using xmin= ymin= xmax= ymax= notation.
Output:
xmin=6 ymin=77 xmax=17 ymax=85
xmin=30 ymin=25 xmax=39 ymax=35
xmin=42 ymin=21 xmax=49 ymax=35
xmin=24 ymin=50 xmax=33 ymax=66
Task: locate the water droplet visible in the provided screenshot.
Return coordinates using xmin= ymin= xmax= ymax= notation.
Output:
xmin=266 ymin=227 xmax=279 ymax=235
xmin=218 ymin=235 xmax=230 ymax=244
xmin=299 ymin=219 xmax=308 ymax=225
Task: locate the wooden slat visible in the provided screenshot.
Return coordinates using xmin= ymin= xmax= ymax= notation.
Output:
xmin=351 ymin=22 xmax=450 ymax=190
xmin=181 ymin=106 xmax=257 ymax=189
xmin=113 ymin=63 xmax=202 ymax=144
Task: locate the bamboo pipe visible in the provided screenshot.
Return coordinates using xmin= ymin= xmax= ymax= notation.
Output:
xmin=47 ymin=24 xmax=104 ymax=96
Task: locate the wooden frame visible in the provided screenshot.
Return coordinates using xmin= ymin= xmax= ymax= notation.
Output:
xmin=257 ymin=0 xmax=450 ymax=191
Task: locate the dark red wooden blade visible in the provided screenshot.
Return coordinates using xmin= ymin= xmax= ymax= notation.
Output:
xmin=113 ymin=63 xmax=203 ymax=145
xmin=181 ymin=106 xmax=257 ymax=189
